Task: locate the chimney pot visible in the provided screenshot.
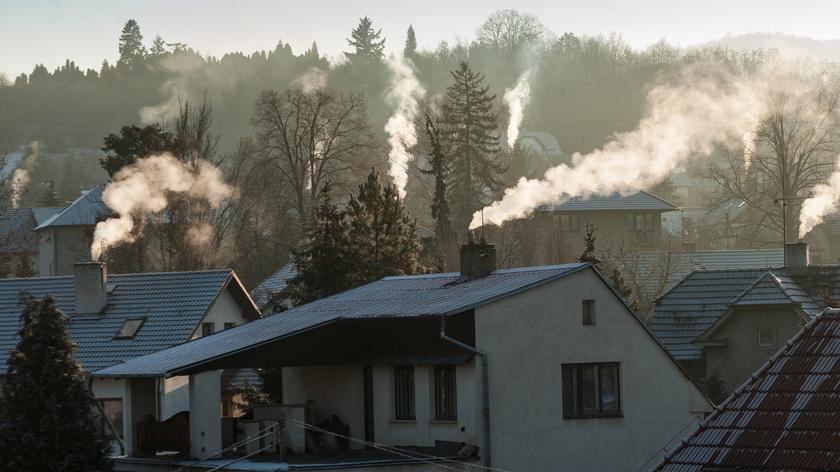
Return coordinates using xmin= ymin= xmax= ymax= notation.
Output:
xmin=784 ymin=242 xmax=809 ymax=269
xmin=460 ymin=240 xmax=497 ymax=281
xmin=74 ymin=262 xmax=107 ymax=315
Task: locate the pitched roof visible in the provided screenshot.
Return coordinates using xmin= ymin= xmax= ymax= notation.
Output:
xmin=0 ymin=269 xmax=257 ymax=373
xmin=0 ymin=208 xmax=53 ymax=253
xmin=650 ymin=268 xmax=826 ymax=361
xmin=250 ymin=263 xmax=296 ymax=308
xmin=536 ymin=186 xmax=678 ymax=212
xmin=94 ymin=263 xmax=591 ymax=377
xmin=655 ymin=308 xmax=840 ymax=471
xmin=519 ymin=130 xmax=562 ymax=156
xmin=34 ymin=183 xmax=111 ymax=230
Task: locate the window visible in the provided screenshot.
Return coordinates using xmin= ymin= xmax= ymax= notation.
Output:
xmin=582 ymin=300 xmax=596 ymax=325
xmin=393 ymin=366 xmax=415 ymax=420
xmin=201 ymin=322 xmax=215 ymax=337
xmin=114 ymin=318 xmax=145 ymax=339
xmin=559 ymin=214 xmax=581 ymax=232
xmin=562 ymin=363 xmax=621 ymax=418
xmin=434 ymin=366 xmax=457 ymax=421
xmin=98 ymin=398 xmax=124 ymax=440
xmin=757 ymin=328 xmax=775 ymax=347
xmin=224 ymin=322 xmax=236 ymax=330
xmin=626 ymin=213 xmax=656 ymax=232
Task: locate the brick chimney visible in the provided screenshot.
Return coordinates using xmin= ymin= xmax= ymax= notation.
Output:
xmin=74 ymin=262 xmax=108 ymax=315
xmin=460 ymin=238 xmax=497 ymax=281
xmin=784 ymin=241 xmax=809 ymax=269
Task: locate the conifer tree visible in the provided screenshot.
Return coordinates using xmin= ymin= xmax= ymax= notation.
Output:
xmin=149 ymin=34 xmax=167 ymax=56
xmin=441 ymin=62 xmax=503 ymax=234
xmin=346 ymin=16 xmax=386 ymax=65
xmin=577 ymin=224 xmax=603 ymax=266
xmin=117 ymin=19 xmax=147 ymax=72
xmin=404 ymin=25 xmax=418 ymax=59
xmin=40 ymin=180 xmax=60 ymax=206
xmin=421 ymin=113 xmax=455 ymax=269
xmin=0 ymin=296 xmax=111 ymax=472
xmin=577 ymin=224 xmax=640 ymax=310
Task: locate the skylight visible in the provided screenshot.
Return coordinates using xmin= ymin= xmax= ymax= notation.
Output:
xmin=114 ymin=318 xmax=145 ymax=339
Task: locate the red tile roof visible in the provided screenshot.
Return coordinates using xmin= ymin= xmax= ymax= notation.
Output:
xmin=655 ymin=307 xmax=840 ymax=471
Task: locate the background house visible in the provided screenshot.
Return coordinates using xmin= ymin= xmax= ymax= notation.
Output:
xmin=0 ymin=262 xmax=260 ymax=453
xmin=249 ymin=262 xmax=296 ymax=314
xmin=95 ymin=242 xmax=710 ymax=471
xmin=655 ymin=307 xmax=840 ymax=471
xmin=0 ymin=206 xmax=61 ymax=276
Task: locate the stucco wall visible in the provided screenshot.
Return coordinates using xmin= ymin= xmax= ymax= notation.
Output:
xmin=703 ymin=307 xmax=803 ymax=393
xmin=189 ymin=286 xmax=248 ymax=340
xmin=474 ymin=268 xmax=709 ymax=471
xmin=44 ymin=226 xmax=92 ymax=276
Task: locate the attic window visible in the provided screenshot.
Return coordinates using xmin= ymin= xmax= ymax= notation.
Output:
xmin=114 ymin=318 xmax=145 ymax=339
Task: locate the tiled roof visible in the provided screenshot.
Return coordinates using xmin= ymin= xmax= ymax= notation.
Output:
xmin=655 ymin=308 xmax=840 ymax=471
xmin=650 ymin=268 xmax=826 ymax=361
xmin=537 ymin=186 xmax=678 ymax=212
xmin=250 ymin=263 xmax=296 ymax=308
xmin=94 ymin=264 xmax=591 ymax=377
xmin=0 ymin=208 xmax=41 ymax=253
xmin=634 ymin=249 xmax=784 ymax=301
xmin=0 ymin=270 xmax=246 ymax=373
xmin=34 ymin=183 xmax=111 ymax=230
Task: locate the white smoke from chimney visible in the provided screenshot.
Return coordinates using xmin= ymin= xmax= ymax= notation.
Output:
xmin=91 ymin=153 xmax=232 ymax=261
xmin=471 ymin=64 xmax=773 ymax=229
xmin=293 ymin=67 xmax=328 ymax=94
xmin=9 ymin=142 xmax=42 ymax=208
xmin=504 ymin=69 xmax=533 ymax=148
xmin=384 ymin=56 xmax=426 ymax=198
xmin=799 ymin=158 xmax=840 ymax=238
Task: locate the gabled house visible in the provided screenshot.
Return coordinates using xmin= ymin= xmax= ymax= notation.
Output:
xmin=655 ymin=307 xmax=840 ymax=471
xmin=0 ymin=262 xmax=260 ymax=453
xmin=94 ymin=241 xmax=710 ymax=471
xmin=35 ymin=183 xmax=110 ymax=276
xmin=649 ymin=242 xmax=835 ymax=395
xmin=0 ymin=207 xmax=61 ymax=276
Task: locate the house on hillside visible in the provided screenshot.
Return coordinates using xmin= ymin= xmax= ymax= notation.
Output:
xmin=95 ymin=241 xmax=710 ymax=472
xmin=0 ymin=262 xmax=260 ymax=454
xmin=0 ymin=207 xmax=61 ymax=276
xmin=35 ymin=183 xmax=110 ymax=275
xmin=655 ymin=307 xmax=840 ymax=471
xmin=250 ymin=262 xmax=296 ymax=314
xmin=649 ymin=242 xmax=834 ymax=396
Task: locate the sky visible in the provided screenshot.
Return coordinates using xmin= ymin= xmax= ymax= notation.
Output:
xmin=2 ymin=0 xmax=840 ymax=78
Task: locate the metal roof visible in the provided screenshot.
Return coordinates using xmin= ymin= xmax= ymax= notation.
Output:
xmin=93 ymin=263 xmax=590 ymax=377
xmin=34 ymin=183 xmax=111 ymax=230
xmin=655 ymin=308 xmax=840 ymax=471
xmin=536 ymin=186 xmax=678 ymax=212
xmin=650 ymin=268 xmax=826 ymax=361
xmin=0 ymin=269 xmax=257 ymax=373
xmin=250 ymin=263 xmax=297 ymax=308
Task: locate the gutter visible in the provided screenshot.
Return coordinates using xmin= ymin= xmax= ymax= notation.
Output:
xmin=88 ymin=376 xmax=126 ymax=456
xmin=439 ymin=316 xmax=491 ymax=468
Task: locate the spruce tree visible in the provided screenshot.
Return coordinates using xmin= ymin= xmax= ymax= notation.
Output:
xmin=0 ymin=296 xmax=111 ymax=472
xmin=346 ymin=16 xmax=385 ymax=65
xmin=577 ymin=224 xmax=603 ymax=266
xmin=421 ymin=113 xmax=455 ymax=269
xmin=149 ymin=34 xmax=167 ymax=56
xmin=117 ymin=19 xmax=147 ymax=72
xmin=40 ymin=180 xmax=60 ymax=206
xmin=101 ymin=124 xmax=174 ymax=177
xmin=404 ymin=25 xmax=418 ymax=59
xmin=441 ymin=62 xmax=503 ymax=234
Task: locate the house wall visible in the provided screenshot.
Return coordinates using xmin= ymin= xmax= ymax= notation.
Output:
xmin=282 ymin=365 xmax=366 ymax=449
xmin=474 ymin=268 xmax=710 ymax=472
xmin=38 ymin=226 xmax=92 ymax=276
xmin=703 ymin=307 xmax=803 ymax=393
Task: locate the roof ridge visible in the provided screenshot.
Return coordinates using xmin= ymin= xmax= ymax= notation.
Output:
xmin=727 ymin=271 xmax=788 ymax=306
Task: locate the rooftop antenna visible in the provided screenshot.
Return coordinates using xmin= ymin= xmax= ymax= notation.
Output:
xmin=481 ymin=208 xmax=486 ymax=242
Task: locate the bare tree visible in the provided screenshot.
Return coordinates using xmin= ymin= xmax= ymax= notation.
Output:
xmin=251 ymin=88 xmax=379 ymax=226
xmin=710 ymin=76 xmax=840 ymax=245
xmin=476 ymin=9 xmax=546 ymax=56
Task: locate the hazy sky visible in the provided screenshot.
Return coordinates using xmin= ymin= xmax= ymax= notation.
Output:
xmin=3 ymin=0 xmax=840 ymax=78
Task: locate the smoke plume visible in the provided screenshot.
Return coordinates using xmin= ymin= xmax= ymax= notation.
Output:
xmin=384 ymin=56 xmax=426 ymax=197
xmin=91 ymin=153 xmax=232 ymax=260
xmin=504 ymin=69 xmax=534 ymax=148
xmin=472 ymin=64 xmax=775 ymax=229
xmin=293 ymin=67 xmax=328 ymax=94
xmin=9 ymin=142 xmax=42 ymax=208
xmin=799 ymin=158 xmax=840 ymax=238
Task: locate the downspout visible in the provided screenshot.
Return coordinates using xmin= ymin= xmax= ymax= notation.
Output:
xmin=439 ymin=316 xmax=491 ymax=468
xmin=88 ymin=376 xmax=126 ymax=456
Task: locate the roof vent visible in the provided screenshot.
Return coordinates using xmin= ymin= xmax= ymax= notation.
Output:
xmin=784 ymin=242 xmax=809 ymax=269
xmin=74 ymin=262 xmax=107 ymax=315
xmin=460 ymin=237 xmax=496 ymax=281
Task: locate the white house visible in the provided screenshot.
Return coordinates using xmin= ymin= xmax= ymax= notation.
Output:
xmin=96 ymin=241 xmax=711 ymax=471
xmin=0 ymin=261 xmax=260 ymax=455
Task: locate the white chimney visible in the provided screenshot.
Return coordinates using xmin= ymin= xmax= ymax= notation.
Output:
xmin=74 ymin=262 xmax=108 ymax=315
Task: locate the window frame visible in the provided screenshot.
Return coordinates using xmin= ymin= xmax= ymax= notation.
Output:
xmin=582 ymin=300 xmax=596 ymax=326
xmin=224 ymin=322 xmax=236 ymax=330
xmin=113 ymin=318 xmax=146 ymax=339
xmin=757 ymin=328 xmax=775 ymax=348
xmin=562 ymin=362 xmax=622 ymax=419
xmin=98 ymin=397 xmax=124 ymax=440
xmin=201 ymin=322 xmax=215 ymax=337
xmin=393 ymin=366 xmax=416 ymax=421
xmin=433 ymin=365 xmax=457 ymax=421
